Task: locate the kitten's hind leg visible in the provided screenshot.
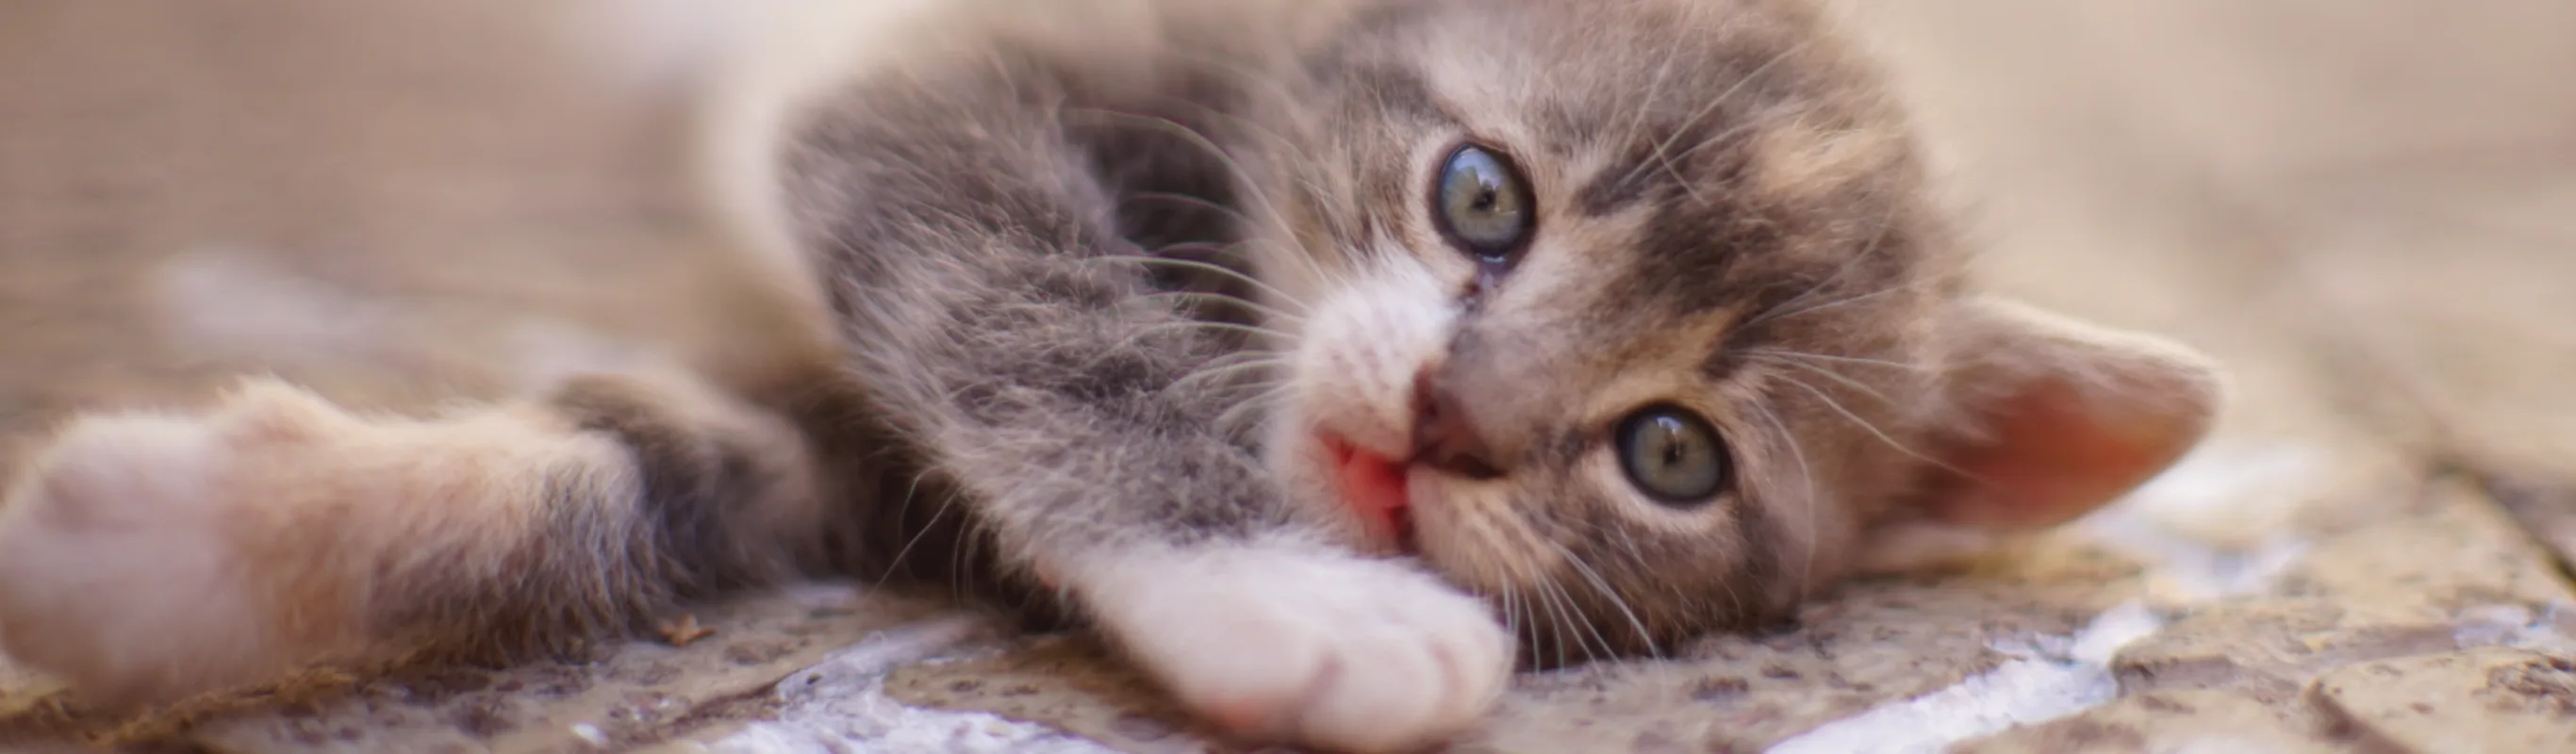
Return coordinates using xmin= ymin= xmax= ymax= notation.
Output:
xmin=0 ymin=372 xmax=832 ymax=707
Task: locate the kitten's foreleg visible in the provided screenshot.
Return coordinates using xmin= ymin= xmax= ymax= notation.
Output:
xmin=0 ymin=371 xmax=832 ymax=707
xmin=792 ymin=68 xmax=1511 ymax=752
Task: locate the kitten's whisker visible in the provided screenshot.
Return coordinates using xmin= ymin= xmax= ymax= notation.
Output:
xmin=1146 ymin=49 xmax=1311 ymax=141
xmin=1740 ymin=348 xmax=1924 ymax=371
xmin=1750 ymin=401 xmax=1822 ymax=606
xmin=1737 ymin=190 xmax=1902 ymax=330
xmin=1646 ymin=38 xmax=1820 ymax=202
xmin=1664 ymin=116 xmax=1769 ymax=167
xmin=1256 ymin=230 xmax=1341 ymax=310
xmin=1060 ymin=108 xmax=1300 ymax=265
xmin=1614 ymin=32 xmax=1689 ymax=155
xmin=1752 ymin=282 xmax=1909 ymax=330
xmin=1120 ymin=192 xmax=1283 ymax=258
xmin=1213 ymin=383 xmax=1297 ymax=431
xmin=1188 ymin=349 xmax=1284 ymax=373
xmin=1547 ymin=575 xmax=1615 ymax=667
xmin=1123 ymin=190 xmax=1249 ymax=223
xmin=1138 ymin=290 xmax=1306 ymax=325
xmin=1746 ymin=354 xmax=1894 ymax=406
xmin=1774 ymin=376 xmax=1956 ymax=475
xmin=874 ymin=480 xmax=959 ymax=591
xmin=1095 ymin=254 xmax=1311 ymax=316
xmin=952 ymin=501 xmax=983 ymax=602
xmin=1529 ymin=581 xmax=1576 ymax=670
xmin=1548 ymin=542 xmax=1661 ymax=661
xmin=1167 ymin=358 xmax=1282 ymax=393
xmin=1132 ymin=319 xmax=1292 ymax=343
xmin=1665 ymin=118 xmax=1767 ymax=206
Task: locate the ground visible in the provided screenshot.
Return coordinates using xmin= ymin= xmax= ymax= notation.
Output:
xmin=3 ymin=1 xmax=2573 ymax=752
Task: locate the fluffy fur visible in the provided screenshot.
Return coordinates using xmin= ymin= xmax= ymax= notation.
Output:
xmin=0 ymin=1 xmax=2223 ymax=751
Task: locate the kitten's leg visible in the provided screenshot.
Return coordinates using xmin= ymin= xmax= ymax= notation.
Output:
xmin=786 ymin=60 xmax=1511 ymax=751
xmin=0 ymin=371 xmax=832 ymax=707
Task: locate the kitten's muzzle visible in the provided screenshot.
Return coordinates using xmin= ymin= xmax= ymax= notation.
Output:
xmin=1411 ymin=369 xmax=1504 ymax=480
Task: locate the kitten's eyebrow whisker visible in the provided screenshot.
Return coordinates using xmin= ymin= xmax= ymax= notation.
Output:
xmin=1738 ymin=191 xmax=1906 ymax=330
xmin=1740 ymin=348 xmax=1923 ymax=371
xmin=1612 ymin=33 xmax=1688 ymax=152
xmin=1745 ymin=354 xmax=1894 ymax=406
xmin=1773 ymin=376 xmax=1957 ymax=477
xmin=1740 ymin=279 xmax=1908 ymax=334
xmin=1644 ymin=38 xmax=1820 ymax=202
xmin=1665 ymin=118 xmax=1767 ymax=207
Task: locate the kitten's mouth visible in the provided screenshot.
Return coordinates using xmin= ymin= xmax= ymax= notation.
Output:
xmin=1322 ymin=434 xmax=1417 ymax=554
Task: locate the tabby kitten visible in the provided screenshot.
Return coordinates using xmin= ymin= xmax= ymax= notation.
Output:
xmin=0 ymin=0 xmax=2221 ymax=751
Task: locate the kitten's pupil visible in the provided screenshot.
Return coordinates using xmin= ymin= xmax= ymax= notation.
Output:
xmin=1615 ymin=407 xmax=1729 ymax=506
xmin=1431 ymin=144 xmax=1534 ymax=265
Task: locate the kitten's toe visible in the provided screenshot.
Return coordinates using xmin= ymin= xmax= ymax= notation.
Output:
xmin=0 ymin=384 xmax=368 ymax=706
xmin=1078 ymin=543 xmax=1511 ymax=753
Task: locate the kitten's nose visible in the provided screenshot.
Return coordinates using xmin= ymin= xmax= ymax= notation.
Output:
xmin=1412 ymin=369 xmax=1505 ymax=479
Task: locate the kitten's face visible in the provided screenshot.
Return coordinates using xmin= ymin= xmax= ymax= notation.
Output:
xmin=1248 ymin=0 xmax=1966 ymax=660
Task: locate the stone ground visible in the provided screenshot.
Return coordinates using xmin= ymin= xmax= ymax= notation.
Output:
xmin=3 ymin=1 xmax=2574 ymax=752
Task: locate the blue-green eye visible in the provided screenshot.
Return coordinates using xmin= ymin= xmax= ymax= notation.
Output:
xmin=1615 ymin=406 xmax=1730 ymax=505
xmin=1431 ymin=144 xmax=1534 ymax=263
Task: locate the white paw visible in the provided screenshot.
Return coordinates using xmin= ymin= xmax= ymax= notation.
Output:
xmin=1075 ymin=544 xmax=1511 ymax=753
xmin=0 ymin=383 xmax=368 ymax=706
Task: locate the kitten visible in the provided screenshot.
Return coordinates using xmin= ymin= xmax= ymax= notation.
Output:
xmin=0 ymin=0 xmax=2222 ymax=751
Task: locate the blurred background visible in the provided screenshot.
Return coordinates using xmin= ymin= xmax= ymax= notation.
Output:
xmin=2 ymin=0 xmax=2571 ymax=562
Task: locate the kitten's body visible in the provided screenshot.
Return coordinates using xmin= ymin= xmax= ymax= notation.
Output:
xmin=0 ymin=1 xmax=2221 ymax=751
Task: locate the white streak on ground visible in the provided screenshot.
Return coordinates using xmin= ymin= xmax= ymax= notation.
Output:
xmin=684 ymin=615 xmax=1122 ymax=754
xmin=1764 ymin=600 xmax=2166 ymax=754
xmin=1770 ymin=438 xmax=2332 ymax=753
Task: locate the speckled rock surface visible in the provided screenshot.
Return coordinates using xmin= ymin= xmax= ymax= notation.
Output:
xmin=6 ymin=1 xmax=2576 ymax=753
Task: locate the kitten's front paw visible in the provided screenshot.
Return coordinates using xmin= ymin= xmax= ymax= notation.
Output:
xmin=1077 ymin=545 xmax=1511 ymax=753
xmin=0 ymin=383 xmax=371 ymax=706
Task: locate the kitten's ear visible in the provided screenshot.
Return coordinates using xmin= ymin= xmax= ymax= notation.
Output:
xmin=1914 ymin=297 xmax=2224 ymax=531
xmin=1858 ymin=298 xmax=2221 ymax=573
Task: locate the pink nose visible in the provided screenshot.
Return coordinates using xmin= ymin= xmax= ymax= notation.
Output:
xmin=1411 ymin=369 xmax=1504 ymax=479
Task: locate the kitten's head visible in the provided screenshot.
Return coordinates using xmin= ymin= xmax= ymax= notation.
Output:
xmin=1242 ymin=0 xmax=2221 ymax=662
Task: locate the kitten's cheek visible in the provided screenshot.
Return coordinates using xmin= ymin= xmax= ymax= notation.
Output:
xmin=1401 ymin=479 xmax=1459 ymax=565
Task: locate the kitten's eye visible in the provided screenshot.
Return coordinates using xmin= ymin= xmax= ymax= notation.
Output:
xmin=1615 ymin=406 xmax=1731 ymax=505
xmin=1431 ymin=144 xmax=1535 ymax=264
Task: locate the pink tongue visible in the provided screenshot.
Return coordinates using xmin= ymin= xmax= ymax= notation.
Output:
xmin=1335 ymin=443 xmax=1411 ymax=547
